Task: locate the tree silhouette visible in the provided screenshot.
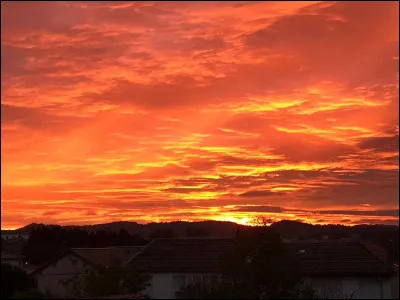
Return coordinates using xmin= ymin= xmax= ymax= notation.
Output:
xmin=150 ymin=229 xmax=176 ymax=239
xmin=1 ymin=264 xmax=42 ymax=299
xmin=62 ymin=265 xmax=150 ymax=298
xmin=186 ymin=226 xmax=210 ymax=237
xmin=249 ymin=215 xmax=274 ymax=227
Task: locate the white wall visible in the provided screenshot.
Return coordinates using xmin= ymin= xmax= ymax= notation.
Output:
xmin=305 ymin=276 xmax=393 ymax=299
xmin=35 ymin=253 xmax=92 ymax=298
xmin=382 ymin=279 xmax=392 ymax=299
xmin=145 ymin=274 xmax=393 ymax=299
xmin=144 ymin=273 xmax=209 ymax=299
xmin=391 ymin=274 xmax=399 ymax=299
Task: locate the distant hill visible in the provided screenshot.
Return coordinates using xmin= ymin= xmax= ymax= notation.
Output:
xmin=2 ymin=223 xmax=59 ymax=235
xmin=4 ymin=220 xmax=241 ymax=238
xmin=6 ymin=219 xmax=399 ymax=240
xmin=70 ymin=220 xmax=240 ymax=238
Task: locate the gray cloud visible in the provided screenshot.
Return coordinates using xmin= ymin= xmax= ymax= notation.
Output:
xmin=358 ymin=135 xmax=399 ymax=153
xmin=316 ymin=209 xmax=399 ymax=217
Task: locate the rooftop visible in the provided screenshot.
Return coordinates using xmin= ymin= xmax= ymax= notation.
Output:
xmin=128 ymin=238 xmax=395 ymax=276
xmin=1 ymin=238 xmax=27 ymax=255
xmin=72 ymin=246 xmax=144 ymax=267
xmin=127 ymin=238 xmax=236 ymax=273
xmin=32 ymin=246 xmax=144 ymax=275
xmin=286 ymin=241 xmax=395 ymax=275
xmin=1 ymin=251 xmax=25 ymax=260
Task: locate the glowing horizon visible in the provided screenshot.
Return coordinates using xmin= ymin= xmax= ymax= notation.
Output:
xmin=1 ymin=1 xmax=399 ymax=229
xmin=3 ymin=216 xmax=393 ymax=232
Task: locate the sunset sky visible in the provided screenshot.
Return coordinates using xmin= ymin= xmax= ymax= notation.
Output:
xmin=1 ymin=1 xmax=399 ymax=229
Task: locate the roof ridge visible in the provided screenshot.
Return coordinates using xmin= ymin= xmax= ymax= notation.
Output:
xmin=125 ymin=240 xmax=155 ymax=266
xmin=359 ymin=242 xmax=393 ymax=272
xmin=31 ymin=249 xmax=75 ymax=275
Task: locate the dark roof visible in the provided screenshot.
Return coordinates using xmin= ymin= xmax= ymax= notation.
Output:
xmin=72 ymin=246 xmax=144 ymax=267
xmin=128 ymin=239 xmax=395 ymax=276
xmin=127 ymin=238 xmax=236 ymax=273
xmin=1 ymin=238 xmax=27 ymax=254
xmin=286 ymin=241 xmax=395 ymax=276
xmin=32 ymin=246 xmax=144 ymax=275
xmin=1 ymin=251 xmax=25 ymax=260
xmin=31 ymin=250 xmax=94 ymax=275
xmin=361 ymin=242 xmax=388 ymax=262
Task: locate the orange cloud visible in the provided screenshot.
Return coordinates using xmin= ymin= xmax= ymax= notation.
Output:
xmin=1 ymin=1 xmax=398 ymax=229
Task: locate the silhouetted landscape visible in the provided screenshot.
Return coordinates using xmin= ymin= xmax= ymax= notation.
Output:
xmin=2 ymin=220 xmax=399 ymax=266
xmin=2 ymin=219 xmax=399 ymax=299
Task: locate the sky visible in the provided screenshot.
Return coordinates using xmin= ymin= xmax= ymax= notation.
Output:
xmin=1 ymin=1 xmax=399 ymax=229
